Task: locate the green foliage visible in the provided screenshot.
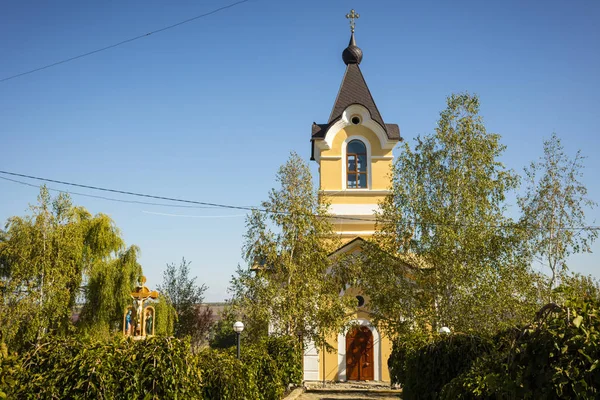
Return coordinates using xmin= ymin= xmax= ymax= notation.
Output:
xmin=79 ymin=244 xmax=142 ymax=337
xmin=229 ymin=152 xmax=354 ymax=348
xmin=388 ymin=330 xmax=430 ymax=387
xmin=197 ymin=348 xmax=260 ymax=400
xmin=263 ymin=335 xmax=303 ymax=388
xmin=440 ymin=298 xmax=600 ymax=399
xmin=367 ymin=93 xmax=540 ymax=336
xmin=158 ymin=258 xmax=212 ymax=349
xmin=151 ymin=296 xmax=177 ymax=337
xmin=0 ymin=343 xmax=22 ymax=399
xmin=510 ymin=298 xmax=600 ymax=398
xmin=556 ymin=273 xmax=600 ymax=303
xmin=0 ymin=334 xmax=302 ymax=399
xmin=204 ymin=335 xmax=302 ymax=400
xmin=389 ymin=332 xmax=492 ymax=400
xmin=0 ymin=187 xmax=141 ymax=351
xmin=2 ymin=336 xmax=202 ymax=399
xmin=518 ymin=133 xmax=597 ymax=292
xmin=208 ymin=311 xmax=238 ymax=349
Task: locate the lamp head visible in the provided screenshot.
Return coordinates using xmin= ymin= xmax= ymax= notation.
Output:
xmin=233 ymin=321 xmax=245 ymax=333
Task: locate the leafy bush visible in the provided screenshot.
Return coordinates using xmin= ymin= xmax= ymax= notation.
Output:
xmin=263 ymin=335 xmax=302 ymax=388
xmin=388 ymin=331 xmax=429 ymax=388
xmin=198 ymin=348 xmax=260 ymax=400
xmin=200 ymin=335 xmax=302 ymax=400
xmin=442 ymin=298 xmax=600 ymax=399
xmin=439 ymin=328 xmax=520 ymax=399
xmin=389 ymin=332 xmax=492 ymax=400
xmin=0 ymin=343 xmax=22 ymax=399
xmin=2 ymin=336 xmax=202 ymax=399
xmin=0 ymin=334 xmax=302 ymax=400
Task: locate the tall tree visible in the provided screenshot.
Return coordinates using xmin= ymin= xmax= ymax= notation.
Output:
xmin=158 ymin=258 xmax=212 ymax=348
xmin=0 ymin=187 xmax=141 ymax=349
xmin=229 ymin=152 xmax=352 ymax=347
xmin=518 ymin=133 xmax=597 ymax=293
xmin=365 ymin=93 xmax=540 ymax=335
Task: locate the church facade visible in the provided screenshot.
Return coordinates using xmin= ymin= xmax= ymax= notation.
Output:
xmin=304 ymin=15 xmax=400 ymax=382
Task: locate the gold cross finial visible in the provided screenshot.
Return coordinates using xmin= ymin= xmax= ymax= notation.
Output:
xmin=346 ymin=9 xmax=360 ymax=33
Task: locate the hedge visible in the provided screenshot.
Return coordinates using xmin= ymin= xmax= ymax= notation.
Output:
xmin=389 ymin=333 xmax=491 ymax=400
xmin=389 ymin=298 xmax=600 ymax=400
xmin=442 ymin=298 xmax=600 ymax=399
xmin=0 ymin=335 xmax=302 ymax=399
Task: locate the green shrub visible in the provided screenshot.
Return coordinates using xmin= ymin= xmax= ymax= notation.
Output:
xmin=197 ymin=348 xmax=260 ymax=400
xmin=263 ymin=336 xmax=302 ymax=388
xmin=439 ymin=328 xmax=520 ymax=400
xmin=0 ymin=333 xmax=302 ymax=400
xmin=241 ymin=344 xmax=283 ymax=400
xmin=442 ymin=298 xmax=600 ymax=399
xmin=388 ymin=331 xmax=429 ymax=387
xmin=3 ymin=336 xmax=202 ymax=399
xmin=0 ymin=343 xmax=22 ymax=399
xmin=390 ymin=333 xmax=492 ymax=400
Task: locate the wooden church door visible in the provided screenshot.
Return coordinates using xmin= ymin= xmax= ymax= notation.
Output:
xmin=346 ymin=326 xmax=374 ymax=380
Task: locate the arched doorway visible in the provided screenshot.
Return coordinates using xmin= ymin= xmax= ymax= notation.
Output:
xmin=345 ymin=326 xmax=374 ymax=380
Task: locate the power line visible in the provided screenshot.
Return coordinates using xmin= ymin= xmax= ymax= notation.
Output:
xmin=0 ymin=0 xmax=249 ymax=83
xmin=0 ymin=175 xmax=218 ymax=209
xmin=0 ymin=169 xmax=598 ymax=231
xmin=0 ymin=169 xmax=260 ymax=212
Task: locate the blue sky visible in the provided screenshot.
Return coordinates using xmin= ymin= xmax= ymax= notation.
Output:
xmin=1 ymin=0 xmax=599 ymax=301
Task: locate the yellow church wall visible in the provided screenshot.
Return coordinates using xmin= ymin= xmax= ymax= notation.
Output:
xmin=333 ymin=222 xmax=375 ymax=233
xmin=380 ymin=333 xmax=393 ymax=382
xmin=371 ymin=160 xmax=393 ymax=190
xmin=323 ymin=194 xmax=387 ymax=205
xmin=319 ymin=159 xmax=342 ymax=191
xmin=320 ymin=334 xmax=341 ymax=381
xmin=319 ymin=125 xmax=394 ymax=193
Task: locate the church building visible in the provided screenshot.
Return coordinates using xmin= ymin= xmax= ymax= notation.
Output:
xmin=304 ymin=11 xmax=400 ymax=382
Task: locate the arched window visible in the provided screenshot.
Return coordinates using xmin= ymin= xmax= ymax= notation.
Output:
xmin=347 ymin=140 xmax=367 ymax=188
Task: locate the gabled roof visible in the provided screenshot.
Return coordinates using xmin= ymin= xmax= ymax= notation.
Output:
xmin=328 ymin=237 xmax=366 ymax=257
xmin=328 ymin=237 xmax=431 ymax=271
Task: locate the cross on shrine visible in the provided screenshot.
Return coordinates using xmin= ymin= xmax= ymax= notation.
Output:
xmin=131 ymin=276 xmax=159 ymax=303
xmin=346 ymin=9 xmax=360 ymax=33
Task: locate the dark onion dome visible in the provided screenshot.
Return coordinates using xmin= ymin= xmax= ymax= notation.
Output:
xmin=342 ymin=33 xmax=363 ymax=65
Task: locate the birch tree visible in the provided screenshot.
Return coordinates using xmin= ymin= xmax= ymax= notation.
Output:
xmin=518 ymin=133 xmax=597 ymax=293
xmin=229 ymin=152 xmax=353 ymax=347
xmin=364 ymin=93 xmax=541 ymax=335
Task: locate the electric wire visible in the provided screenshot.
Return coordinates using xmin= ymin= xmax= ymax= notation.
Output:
xmin=1 ymin=169 xmax=598 ymax=231
xmin=0 ymin=0 xmax=249 ymax=83
xmin=0 ymin=175 xmax=219 ymax=209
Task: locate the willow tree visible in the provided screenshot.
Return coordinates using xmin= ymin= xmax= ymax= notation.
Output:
xmin=365 ymin=93 xmax=541 ymax=335
xmin=229 ymin=152 xmax=353 ymax=347
xmin=0 ymin=187 xmax=141 ymax=349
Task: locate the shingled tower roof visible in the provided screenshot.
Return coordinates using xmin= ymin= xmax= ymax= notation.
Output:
xmin=311 ymin=32 xmax=400 ymax=143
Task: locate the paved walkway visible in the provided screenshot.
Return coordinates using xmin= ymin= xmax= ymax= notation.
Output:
xmin=296 ymin=392 xmax=399 ymax=400
xmin=292 ymin=382 xmax=401 ymax=400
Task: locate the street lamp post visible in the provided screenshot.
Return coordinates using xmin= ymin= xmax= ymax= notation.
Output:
xmin=233 ymin=321 xmax=244 ymax=359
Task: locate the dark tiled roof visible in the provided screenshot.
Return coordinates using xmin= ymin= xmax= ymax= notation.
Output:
xmin=328 ymin=64 xmax=385 ymax=129
xmin=311 ymin=34 xmax=400 ymax=148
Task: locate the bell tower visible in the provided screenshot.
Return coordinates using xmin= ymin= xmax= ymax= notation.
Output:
xmin=311 ymin=12 xmax=401 ymax=239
